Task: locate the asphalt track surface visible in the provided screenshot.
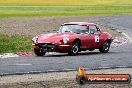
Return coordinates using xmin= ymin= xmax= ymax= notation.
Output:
xmin=0 ymin=14 xmax=132 ymax=75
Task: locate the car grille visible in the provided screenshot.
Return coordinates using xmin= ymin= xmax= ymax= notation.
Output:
xmin=36 ymin=43 xmax=57 ymax=48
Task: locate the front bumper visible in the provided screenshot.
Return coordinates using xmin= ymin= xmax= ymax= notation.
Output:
xmin=32 ymin=43 xmax=70 ymax=52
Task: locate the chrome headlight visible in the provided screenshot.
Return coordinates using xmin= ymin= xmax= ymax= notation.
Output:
xmin=32 ymin=36 xmax=38 ymax=44
xmin=62 ymin=37 xmax=69 ymax=44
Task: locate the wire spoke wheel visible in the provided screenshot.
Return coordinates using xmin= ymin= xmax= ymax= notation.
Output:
xmin=72 ymin=44 xmax=79 ymax=54
xmin=99 ymin=41 xmax=110 ymax=53
xmin=103 ymin=42 xmax=109 ymax=51
xmin=68 ymin=41 xmax=80 ymax=56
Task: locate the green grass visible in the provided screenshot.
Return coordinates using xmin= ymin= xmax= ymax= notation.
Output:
xmin=0 ymin=0 xmax=132 ymax=6
xmin=0 ymin=5 xmax=131 ymax=17
xmin=0 ymin=34 xmax=32 ymax=53
xmin=0 ymin=0 xmax=131 ymax=17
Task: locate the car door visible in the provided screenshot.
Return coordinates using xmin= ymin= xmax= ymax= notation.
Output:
xmin=88 ymin=25 xmax=102 ymax=48
xmin=79 ymin=26 xmax=95 ymax=49
xmin=78 ymin=26 xmax=90 ymax=48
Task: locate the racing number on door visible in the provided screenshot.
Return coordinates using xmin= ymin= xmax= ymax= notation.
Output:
xmin=95 ymin=36 xmax=99 ymax=42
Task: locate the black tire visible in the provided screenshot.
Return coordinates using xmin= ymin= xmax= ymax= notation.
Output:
xmin=99 ymin=40 xmax=110 ymax=53
xmin=68 ymin=41 xmax=80 ymax=56
xmin=34 ymin=48 xmax=46 ymax=56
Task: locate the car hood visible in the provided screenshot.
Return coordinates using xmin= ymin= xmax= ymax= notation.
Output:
xmin=36 ymin=32 xmax=73 ymax=43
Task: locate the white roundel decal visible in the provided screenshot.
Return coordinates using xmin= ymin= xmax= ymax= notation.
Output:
xmin=95 ymin=36 xmax=99 ymax=42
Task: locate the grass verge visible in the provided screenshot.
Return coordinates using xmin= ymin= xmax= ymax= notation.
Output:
xmin=0 ymin=0 xmax=132 ymax=6
xmin=0 ymin=34 xmax=32 ymax=53
xmin=0 ymin=5 xmax=131 ymax=17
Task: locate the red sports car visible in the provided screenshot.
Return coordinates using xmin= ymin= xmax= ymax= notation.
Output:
xmin=32 ymin=22 xmax=113 ymax=56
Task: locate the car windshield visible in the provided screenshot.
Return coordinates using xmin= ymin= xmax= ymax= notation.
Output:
xmin=58 ymin=25 xmax=89 ymax=34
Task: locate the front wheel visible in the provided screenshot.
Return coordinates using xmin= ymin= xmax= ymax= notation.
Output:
xmin=99 ymin=41 xmax=110 ymax=53
xmin=34 ymin=48 xmax=46 ymax=56
xmin=68 ymin=41 xmax=80 ymax=56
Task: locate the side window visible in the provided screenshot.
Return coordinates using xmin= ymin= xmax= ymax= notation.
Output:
xmin=81 ymin=26 xmax=89 ymax=34
xmin=79 ymin=26 xmax=89 ymax=34
xmin=89 ymin=25 xmax=98 ymax=34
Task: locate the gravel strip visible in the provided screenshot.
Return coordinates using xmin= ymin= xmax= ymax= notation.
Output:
xmin=0 ymin=16 xmax=123 ymax=37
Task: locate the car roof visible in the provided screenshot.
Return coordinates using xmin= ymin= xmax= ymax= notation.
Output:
xmin=63 ymin=22 xmax=96 ymax=26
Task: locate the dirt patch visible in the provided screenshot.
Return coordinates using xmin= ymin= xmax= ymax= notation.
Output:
xmin=0 ymin=68 xmax=132 ymax=88
xmin=0 ymin=16 xmax=122 ymax=38
xmin=2 ymin=80 xmax=131 ymax=88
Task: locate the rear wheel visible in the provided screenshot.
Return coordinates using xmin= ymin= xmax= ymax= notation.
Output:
xmin=99 ymin=40 xmax=110 ymax=53
xmin=68 ymin=41 xmax=80 ymax=56
xmin=34 ymin=48 xmax=46 ymax=56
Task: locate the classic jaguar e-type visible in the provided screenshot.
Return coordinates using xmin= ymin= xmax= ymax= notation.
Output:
xmin=32 ymin=22 xmax=113 ymax=56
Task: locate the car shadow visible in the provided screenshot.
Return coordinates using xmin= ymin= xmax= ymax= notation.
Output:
xmin=36 ymin=51 xmax=118 ymax=57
